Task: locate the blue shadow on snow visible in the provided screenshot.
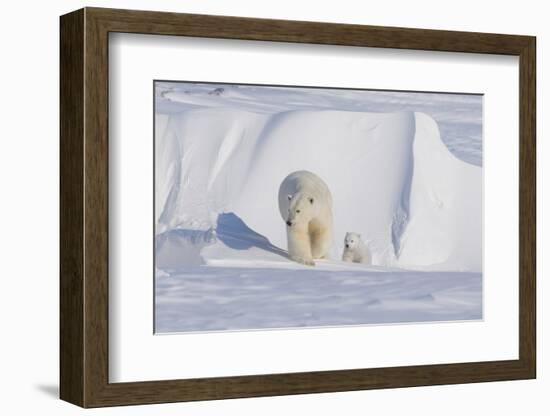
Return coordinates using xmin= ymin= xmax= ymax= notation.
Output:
xmin=216 ymin=212 xmax=287 ymax=258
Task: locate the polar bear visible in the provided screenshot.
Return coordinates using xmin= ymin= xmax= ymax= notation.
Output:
xmin=278 ymin=171 xmax=333 ymax=266
xmin=342 ymin=232 xmax=371 ymax=264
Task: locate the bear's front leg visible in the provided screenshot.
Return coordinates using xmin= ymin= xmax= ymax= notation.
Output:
xmin=342 ymin=250 xmax=354 ymax=262
xmin=287 ymin=226 xmax=315 ymax=266
xmin=309 ymin=219 xmax=332 ymax=260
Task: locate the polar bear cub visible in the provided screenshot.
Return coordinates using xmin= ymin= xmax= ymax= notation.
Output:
xmin=342 ymin=232 xmax=371 ymax=264
xmin=278 ymin=171 xmax=334 ymax=266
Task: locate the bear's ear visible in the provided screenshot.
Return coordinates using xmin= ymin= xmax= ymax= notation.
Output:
xmin=287 ymin=194 xmax=292 ymax=201
xmin=309 ymin=197 xmax=314 ymax=204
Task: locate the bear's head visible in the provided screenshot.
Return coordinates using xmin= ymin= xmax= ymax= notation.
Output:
xmin=344 ymin=232 xmax=361 ymax=250
xmin=285 ymin=192 xmax=317 ymax=228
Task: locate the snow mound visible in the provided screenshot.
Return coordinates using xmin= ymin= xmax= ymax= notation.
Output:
xmin=156 ymin=109 xmax=481 ymax=272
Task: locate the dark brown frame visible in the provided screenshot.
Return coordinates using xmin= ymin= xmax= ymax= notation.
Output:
xmin=60 ymin=7 xmax=536 ymax=408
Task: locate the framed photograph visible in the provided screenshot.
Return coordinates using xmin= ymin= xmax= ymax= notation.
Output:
xmin=60 ymin=7 xmax=536 ymax=408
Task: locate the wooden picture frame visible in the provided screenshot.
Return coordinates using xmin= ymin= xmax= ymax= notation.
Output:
xmin=60 ymin=7 xmax=536 ymax=408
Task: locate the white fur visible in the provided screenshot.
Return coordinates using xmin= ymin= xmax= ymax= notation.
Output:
xmin=342 ymin=232 xmax=371 ymax=264
xmin=278 ymin=171 xmax=334 ymax=266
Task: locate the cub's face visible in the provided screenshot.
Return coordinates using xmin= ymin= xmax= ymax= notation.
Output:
xmin=344 ymin=232 xmax=361 ymax=249
xmin=285 ymin=193 xmax=315 ymax=227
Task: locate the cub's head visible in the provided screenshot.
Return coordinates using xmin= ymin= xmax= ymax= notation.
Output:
xmin=344 ymin=232 xmax=361 ymax=249
xmin=285 ymin=193 xmax=316 ymax=227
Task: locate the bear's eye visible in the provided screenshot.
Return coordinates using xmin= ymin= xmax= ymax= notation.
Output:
xmin=296 ymin=210 xmax=300 ymax=214
xmin=351 ymin=240 xmax=354 ymax=243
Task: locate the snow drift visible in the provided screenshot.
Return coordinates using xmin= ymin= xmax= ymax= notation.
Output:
xmin=155 ymin=108 xmax=481 ymax=273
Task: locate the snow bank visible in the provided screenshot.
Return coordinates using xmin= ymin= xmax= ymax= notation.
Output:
xmin=156 ymin=108 xmax=481 ymax=272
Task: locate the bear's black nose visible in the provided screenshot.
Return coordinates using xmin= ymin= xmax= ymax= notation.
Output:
xmin=345 ymin=244 xmax=349 ymax=248
xmin=286 ymin=221 xmax=292 ymax=226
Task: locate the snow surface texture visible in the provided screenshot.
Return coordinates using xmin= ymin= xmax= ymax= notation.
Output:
xmin=155 ymin=82 xmax=482 ymax=333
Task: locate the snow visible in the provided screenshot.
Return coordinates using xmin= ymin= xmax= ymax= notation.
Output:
xmin=156 ymin=267 xmax=481 ymax=333
xmin=154 ymin=82 xmax=483 ymax=333
xmin=156 ymin=82 xmax=483 ymax=166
